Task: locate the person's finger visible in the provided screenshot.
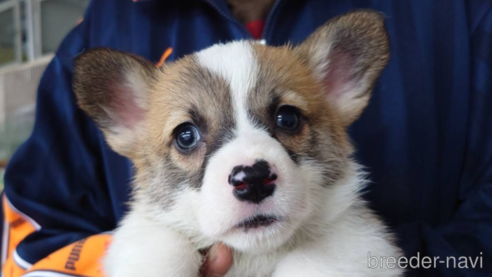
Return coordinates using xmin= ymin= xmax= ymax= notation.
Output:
xmin=200 ymin=243 xmax=233 ymax=277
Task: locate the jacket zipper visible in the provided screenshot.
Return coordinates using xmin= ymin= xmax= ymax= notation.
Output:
xmin=260 ymin=0 xmax=284 ymax=45
xmin=205 ymin=0 xmax=284 ymax=45
xmin=204 ymin=0 xmax=252 ymax=39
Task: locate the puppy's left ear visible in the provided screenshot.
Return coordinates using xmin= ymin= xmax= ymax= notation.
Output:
xmin=295 ymin=10 xmax=390 ymax=126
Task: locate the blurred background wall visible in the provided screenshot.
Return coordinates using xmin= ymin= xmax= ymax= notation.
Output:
xmin=0 ymin=0 xmax=90 ymax=189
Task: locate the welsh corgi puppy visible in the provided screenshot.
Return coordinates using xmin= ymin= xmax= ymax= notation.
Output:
xmin=74 ymin=10 xmax=403 ymax=277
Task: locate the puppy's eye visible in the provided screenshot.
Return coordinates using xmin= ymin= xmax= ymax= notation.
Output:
xmin=276 ymin=106 xmax=300 ymax=130
xmin=175 ymin=124 xmax=200 ymax=151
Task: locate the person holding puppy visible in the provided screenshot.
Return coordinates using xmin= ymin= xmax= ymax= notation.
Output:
xmin=2 ymin=0 xmax=491 ymax=276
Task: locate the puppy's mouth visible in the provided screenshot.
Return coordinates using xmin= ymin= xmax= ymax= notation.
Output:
xmin=236 ymin=214 xmax=279 ymax=230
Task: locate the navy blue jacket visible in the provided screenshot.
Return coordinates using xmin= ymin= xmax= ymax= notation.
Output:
xmin=2 ymin=0 xmax=492 ymax=276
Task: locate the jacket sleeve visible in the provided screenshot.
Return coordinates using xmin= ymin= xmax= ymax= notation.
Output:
xmin=396 ymin=7 xmax=492 ymax=277
xmin=1 ymin=3 xmax=117 ymax=276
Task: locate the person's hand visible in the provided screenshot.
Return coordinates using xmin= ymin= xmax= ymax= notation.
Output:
xmin=200 ymin=243 xmax=233 ymax=277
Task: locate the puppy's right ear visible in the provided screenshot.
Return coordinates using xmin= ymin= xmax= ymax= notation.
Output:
xmin=73 ymin=48 xmax=156 ymax=158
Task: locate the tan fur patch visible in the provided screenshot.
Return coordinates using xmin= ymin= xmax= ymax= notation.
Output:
xmin=250 ymin=43 xmax=351 ymax=183
xmin=133 ymin=55 xmax=235 ymax=192
xmin=245 ymin=10 xmax=389 ymax=184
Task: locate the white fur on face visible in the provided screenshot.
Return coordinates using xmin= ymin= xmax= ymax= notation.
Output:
xmin=196 ymin=41 xmax=256 ymax=130
xmin=192 ymin=42 xmax=317 ymax=252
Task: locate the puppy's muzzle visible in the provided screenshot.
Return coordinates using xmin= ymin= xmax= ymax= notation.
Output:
xmin=228 ymin=159 xmax=277 ymax=204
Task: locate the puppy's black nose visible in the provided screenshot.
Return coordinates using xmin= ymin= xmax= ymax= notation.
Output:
xmin=228 ymin=160 xmax=277 ymax=204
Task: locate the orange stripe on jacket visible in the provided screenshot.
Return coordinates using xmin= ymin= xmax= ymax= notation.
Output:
xmin=2 ymin=196 xmax=111 ymax=277
xmin=156 ymin=47 xmax=173 ymax=67
xmin=2 ymin=195 xmax=39 ymax=276
xmin=24 ymin=234 xmax=111 ymax=277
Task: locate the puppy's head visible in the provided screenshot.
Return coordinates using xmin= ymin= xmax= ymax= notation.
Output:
xmin=74 ymin=11 xmax=389 ymax=253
